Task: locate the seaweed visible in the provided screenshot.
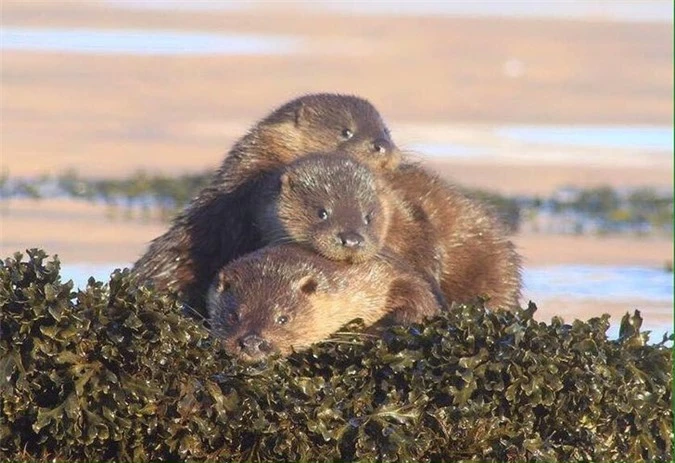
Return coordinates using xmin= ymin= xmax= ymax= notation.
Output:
xmin=1 ymin=250 xmax=672 ymax=462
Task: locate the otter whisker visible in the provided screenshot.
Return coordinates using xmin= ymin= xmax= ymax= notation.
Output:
xmin=316 ymin=339 xmax=365 ymax=346
xmin=269 ymin=236 xmax=299 ymax=246
xmin=370 ymin=252 xmax=391 ymax=265
xmin=400 ymin=148 xmax=422 ymax=156
xmin=181 ymin=302 xmax=207 ymax=322
xmin=333 ymin=331 xmax=379 ymax=338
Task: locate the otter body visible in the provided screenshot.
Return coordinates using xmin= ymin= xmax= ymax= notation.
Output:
xmin=384 ymin=163 xmax=522 ymax=309
xmin=133 ymin=92 xmax=521 ymax=313
xmin=132 ymin=94 xmax=399 ymax=311
xmin=250 ymin=147 xmax=520 ymax=311
xmin=207 ymin=245 xmax=445 ymax=361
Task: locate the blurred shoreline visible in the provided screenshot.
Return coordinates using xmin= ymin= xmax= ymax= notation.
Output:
xmin=2 ymin=198 xmax=671 ymax=269
xmin=2 ymin=196 xmax=672 ymax=331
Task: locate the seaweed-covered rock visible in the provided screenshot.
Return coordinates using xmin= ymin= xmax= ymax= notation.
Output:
xmin=1 ymin=250 xmax=672 ymax=462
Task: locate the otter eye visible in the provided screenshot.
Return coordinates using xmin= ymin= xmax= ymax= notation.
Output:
xmin=364 ymin=213 xmax=373 ymax=225
xmin=341 ymin=128 xmax=354 ymax=140
xmin=318 ymin=208 xmax=329 ymax=220
xmin=276 ymin=315 xmax=289 ymax=325
xmin=373 ymin=142 xmax=386 ymax=154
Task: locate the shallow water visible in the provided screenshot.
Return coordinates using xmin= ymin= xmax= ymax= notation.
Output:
xmin=60 ymin=263 xmax=673 ymax=342
xmin=410 ymin=125 xmax=674 ymax=160
xmin=524 ymin=264 xmax=673 ymax=342
xmin=0 ymin=27 xmax=299 ymax=56
xmin=108 ymin=0 xmax=674 ymax=23
xmin=312 ymin=0 xmax=674 ymax=23
xmin=497 ymin=126 xmax=674 ymax=151
xmin=524 ymin=265 xmax=673 ymax=303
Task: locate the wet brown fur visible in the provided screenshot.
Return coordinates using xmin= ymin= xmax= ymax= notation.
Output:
xmin=383 ymin=163 xmax=522 ymax=309
xmin=207 ymin=245 xmax=445 ymax=361
xmin=132 ymin=94 xmax=399 ymax=312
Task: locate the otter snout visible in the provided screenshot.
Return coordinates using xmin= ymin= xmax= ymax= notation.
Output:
xmin=238 ymin=333 xmax=272 ymax=358
xmin=338 ymin=231 xmax=364 ymax=249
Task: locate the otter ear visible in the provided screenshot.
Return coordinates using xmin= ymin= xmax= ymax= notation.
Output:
xmin=215 ymin=271 xmax=232 ymax=294
xmin=298 ymin=276 xmax=318 ymax=295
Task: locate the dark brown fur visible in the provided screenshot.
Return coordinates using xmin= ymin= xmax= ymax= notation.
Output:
xmin=207 ymin=245 xmax=445 ymax=361
xmin=132 ymin=94 xmax=399 ymax=311
xmin=384 ymin=163 xmax=522 ymax=309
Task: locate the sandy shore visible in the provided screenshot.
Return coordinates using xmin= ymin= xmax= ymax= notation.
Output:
xmin=513 ymin=233 xmax=672 ymax=267
xmin=0 ymin=199 xmax=165 ymax=265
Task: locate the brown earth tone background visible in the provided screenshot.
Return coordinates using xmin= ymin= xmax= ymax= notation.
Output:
xmin=1 ymin=0 xmax=673 ymax=328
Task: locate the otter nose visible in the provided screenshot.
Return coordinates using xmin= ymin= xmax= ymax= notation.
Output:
xmin=373 ymin=137 xmax=392 ymax=154
xmin=239 ymin=334 xmax=270 ymax=356
xmin=338 ymin=231 xmax=364 ymax=248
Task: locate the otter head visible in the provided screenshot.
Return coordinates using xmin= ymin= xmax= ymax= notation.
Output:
xmin=260 ymin=93 xmax=400 ymax=170
xmin=267 ymin=154 xmax=390 ymax=263
xmin=207 ymin=248 xmax=347 ymax=362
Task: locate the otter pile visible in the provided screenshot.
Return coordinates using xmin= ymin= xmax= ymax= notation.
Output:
xmin=132 ymin=93 xmax=522 ymax=360
xmin=2 ymin=95 xmax=672 ymax=462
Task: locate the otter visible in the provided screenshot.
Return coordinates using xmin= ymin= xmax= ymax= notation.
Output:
xmin=255 ymin=153 xmax=389 ymax=264
xmin=207 ymin=245 xmax=446 ymax=361
xmin=254 ymin=153 xmax=443 ymax=283
xmin=132 ymin=94 xmax=399 ymax=312
xmin=383 ymin=163 xmax=522 ymax=309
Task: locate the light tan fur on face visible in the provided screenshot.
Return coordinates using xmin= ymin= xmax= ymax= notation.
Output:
xmin=305 ymin=290 xmax=385 ymax=336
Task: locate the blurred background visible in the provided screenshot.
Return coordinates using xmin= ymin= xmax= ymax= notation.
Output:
xmin=1 ymin=0 xmax=673 ymax=337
